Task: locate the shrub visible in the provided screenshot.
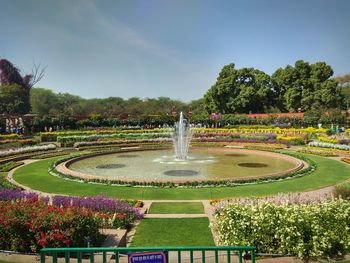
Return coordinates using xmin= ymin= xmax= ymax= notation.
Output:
xmin=0 ymin=199 xmax=104 ymax=252
xmin=212 ymin=199 xmax=350 ymax=260
xmin=334 ymin=184 xmax=350 ymax=200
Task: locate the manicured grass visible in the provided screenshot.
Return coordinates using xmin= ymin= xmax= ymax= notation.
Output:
xmin=149 ymin=202 xmax=204 ymax=214
xmin=130 ymin=218 xmax=214 ymax=246
xmin=12 ymin=153 xmax=350 ymax=200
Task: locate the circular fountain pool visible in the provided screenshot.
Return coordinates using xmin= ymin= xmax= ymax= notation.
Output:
xmin=59 ymin=148 xmax=304 ymax=183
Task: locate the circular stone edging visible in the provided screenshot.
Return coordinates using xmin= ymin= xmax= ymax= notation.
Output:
xmin=55 ymin=148 xmax=306 ymax=184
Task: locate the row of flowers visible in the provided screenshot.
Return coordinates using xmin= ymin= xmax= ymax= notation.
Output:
xmin=308 ymin=141 xmax=350 ymax=151
xmin=40 ymin=128 xmax=170 ymax=142
xmin=210 ymin=191 xmax=333 ymax=207
xmin=297 ymin=148 xmax=338 ymax=157
xmin=193 ymin=126 xmax=328 ymax=135
xmin=211 ymin=199 xmax=350 ymax=259
xmin=0 ymin=144 xmax=57 ymax=158
xmin=0 ymin=189 xmax=143 ymax=230
xmin=57 ymin=132 xmax=171 ymax=145
xmin=0 ymin=134 xmax=23 ymax=140
xmin=0 ymin=138 xmax=37 ymax=146
xmin=39 ymin=126 xmax=329 ymax=142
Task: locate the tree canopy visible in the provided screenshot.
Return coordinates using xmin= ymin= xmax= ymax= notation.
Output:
xmin=204 ymin=60 xmax=345 ymax=114
xmin=204 ymin=64 xmax=274 ymax=114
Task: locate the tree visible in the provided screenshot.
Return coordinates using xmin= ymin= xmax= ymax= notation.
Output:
xmin=204 ymin=63 xmax=273 ymax=114
xmin=0 ymin=59 xmax=45 ymax=114
xmin=271 ymin=60 xmax=344 ymax=112
xmin=0 ymin=84 xmax=26 ymax=114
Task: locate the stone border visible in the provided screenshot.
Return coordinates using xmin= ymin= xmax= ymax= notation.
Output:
xmin=55 ymin=148 xmax=306 ymax=184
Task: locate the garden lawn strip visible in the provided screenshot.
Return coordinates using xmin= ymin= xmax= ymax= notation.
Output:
xmin=148 ymin=202 xmax=204 ymax=214
xmin=130 ymin=218 xmax=214 ymax=246
xmin=12 ymin=154 xmax=350 ymax=200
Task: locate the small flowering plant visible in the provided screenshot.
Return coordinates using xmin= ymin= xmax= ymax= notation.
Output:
xmin=0 ymin=199 xmax=104 ymax=252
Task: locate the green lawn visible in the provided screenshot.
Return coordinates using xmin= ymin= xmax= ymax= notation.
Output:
xmin=149 ymin=202 xmax=204 ymax=214
xmin=130 ymin=218 xmax=214 ymax=246
xmin=12 ymin=153 xmax=350 ymax=200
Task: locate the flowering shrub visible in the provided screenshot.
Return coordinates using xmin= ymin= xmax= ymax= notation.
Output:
xmin=0 ymin=190 xmax=143 ymax=229
xmin=308 ymin=141 xmax=350 ymax=151
xmin=40 ymin=129 xmax=170 ymax=142
xmin=52 ymin=195 xmax=143 ymax=229
xmin=0 ymin=139 xmax=37 ymax=147
xmin=57 ymin=132 xmax=171 ymax=146
xmin=193 ymin=127 xmax=327 ymax=135
xmin=74 ymin=138 xmax=171 ymax=148
xmin=0 ymin=189 xmax=40 ymax=201
xmin=212 ymin=199 xmax=350 ymax=259
xmin=211 ymin=192 xmax=333 ymax=207
xmin=0 ymin=199 xmax=104 ymax=252
xmin=297 ymin=148 xmax=338 ymax=157
xmin=276 ymin=135 xmax=305 ymax=145
xmin=0 ymin=144 xmax=57 ymax=158
xmin=334 ymin=184 xmax=350 ymax=200
xmin=0 ymin=134 xmax=22 ymax=140
xmin=317 ymin=136 xmax=338 ymax=144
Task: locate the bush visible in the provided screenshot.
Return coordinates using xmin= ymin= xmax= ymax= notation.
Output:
xmin=0 ymin=199 xmax=104 ymax=252
xmin=334 ymin=184 xmax=350 ymax=200
xmin=212 ymin=199 xmax=350 ymax=259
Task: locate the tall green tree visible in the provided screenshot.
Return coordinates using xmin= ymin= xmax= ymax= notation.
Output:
xmin=272 ymin=60 xmax=344 ymax=112
xmin=0 ymin=84 xmax=26 ymax=114
xmin=204 ymin=63 xmax=273 ymax=113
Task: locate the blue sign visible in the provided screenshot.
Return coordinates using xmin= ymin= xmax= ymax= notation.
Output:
xmin=128 ymin=251 xmax=168 ymax=263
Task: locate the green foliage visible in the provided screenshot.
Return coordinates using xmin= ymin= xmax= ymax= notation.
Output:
xmin=213 ymin=199 xmax=350 ymax=259
xmin=204 ymin=64 xmax=273 ymax=114
xmin=272 ymin=60 xmax=344 ymax=112
xmin=204 ymin=60 xmax=345 ymax=115
xmin=0 ymin=84 xmax=28 ymax=114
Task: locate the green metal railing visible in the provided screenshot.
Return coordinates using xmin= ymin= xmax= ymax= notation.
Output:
xmin=40 ymin=246 xmax=256 ymax=263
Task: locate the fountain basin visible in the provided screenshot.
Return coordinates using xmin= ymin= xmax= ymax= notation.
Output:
xmin=56 ymin=148 xmax=305 ymax=184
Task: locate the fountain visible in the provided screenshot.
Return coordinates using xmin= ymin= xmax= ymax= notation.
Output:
xmin=172 ymin=112 xmax=192 ymax=160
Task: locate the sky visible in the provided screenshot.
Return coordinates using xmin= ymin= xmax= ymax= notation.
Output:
xmin=1 ymin=0 xmax=349 ymax=102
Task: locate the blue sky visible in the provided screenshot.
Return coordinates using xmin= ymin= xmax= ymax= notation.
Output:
xmin=1 ymin=0 xmax=349 ymax=101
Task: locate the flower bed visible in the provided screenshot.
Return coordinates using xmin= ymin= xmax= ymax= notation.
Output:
xmin=40 ymin=128 xmax=170 ymax=142
xmin=0 ymin=199 xmax=104 ymax=252
xmin=341 ymin=158 xmax=350 ymax=165
xmin=52 ymin=195 xmax=143 ymax=229
xmin=334 ymin=183 xmax=350 ymax=200
xmin=211 ymin=199 xmax=350 ymax=259
xmin=0 ymin=134 xmax=23 ymax=140
xmin=297 ymin=148 xmax=338 ymax=157
xmin=73 ymin=138 xmax=171 ymax=148
xmin=0 ymin=189 xmax=143 ymax=229
xmin=0 ymin=161 xmax=24 ymax=172
xmin=0 ymin=139 xmax=37 ymax=148
xmin=0 ymin=144 xmax=57 ymax=158
xmin=308 ymin=141 xmax=350 ymax=151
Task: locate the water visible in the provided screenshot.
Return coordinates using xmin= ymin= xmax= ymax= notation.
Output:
xmin=172 ymin=112 xmax=192 ymax=160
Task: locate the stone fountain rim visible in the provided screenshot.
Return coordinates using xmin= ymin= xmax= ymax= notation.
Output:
xmin=55 ymin=147 xmax=307 ymax=184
